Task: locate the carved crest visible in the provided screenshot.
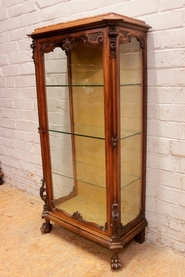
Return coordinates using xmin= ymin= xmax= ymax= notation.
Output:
xmin=71 ymin=211 xmax=85 ymax=222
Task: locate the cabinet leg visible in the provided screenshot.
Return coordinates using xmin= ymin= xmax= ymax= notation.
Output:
xmin=110 ymin=252 xmax=122 ymax=270
xmin=134 ymin=229 xmax=145 ymax=244
xmin=40 ymin=219 xmax=53 ymax=234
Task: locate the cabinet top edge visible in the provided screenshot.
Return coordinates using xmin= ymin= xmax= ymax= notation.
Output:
xmin=28 ymin=12 xmax=151 ymax=38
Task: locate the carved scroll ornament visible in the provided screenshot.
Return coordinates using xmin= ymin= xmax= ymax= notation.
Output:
xmin=86 ymin=31 xmax=103 ymax=45
xmin=119 ymin=30 xmax=145 ymax=48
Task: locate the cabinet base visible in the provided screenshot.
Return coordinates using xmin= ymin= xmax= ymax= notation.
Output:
xmin=134 ymin=229 xmax=145 ymax=244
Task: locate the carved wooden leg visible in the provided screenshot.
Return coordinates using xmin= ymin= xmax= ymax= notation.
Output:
xmin=135 ymin=229 xmax=145 ymax=244
xmin=110 ymin=252 xmax=122 ymax=270
xmin=41 ymin=219 xmax=53 ymax=234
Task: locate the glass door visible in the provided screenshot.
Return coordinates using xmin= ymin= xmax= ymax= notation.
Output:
xmin=44 ymin=39 xmax=106 ymax=227
xmin=120 ymin=37 xmax=143 ymax=225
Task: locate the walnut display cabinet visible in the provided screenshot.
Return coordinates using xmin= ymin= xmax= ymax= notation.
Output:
xmin=29 ymin=13 xmax=150 ymax=269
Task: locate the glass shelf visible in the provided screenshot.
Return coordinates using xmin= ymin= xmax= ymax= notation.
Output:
xmin=49 ymin=126 xmax=141 ymax=140
xmin=46 ymin=84 xmax=103 ymax=87
xmin=46 ymin=83 xmax=141 ymax=87
xmin=51 ymin=161 xmax=140 ymax=190
xmin=49 ymin=125 xmax=105 ymax=140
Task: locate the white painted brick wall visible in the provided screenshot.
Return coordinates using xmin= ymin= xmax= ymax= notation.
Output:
xmin=0 ymin=0 xmax=185 ymax=255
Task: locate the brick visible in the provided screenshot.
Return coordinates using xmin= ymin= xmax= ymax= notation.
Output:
xmin=9 ymin=52 xmax=28 ymax=64
xmin=20 ymin=62 xmax=35 ymax=75
xmin=146 ymin=183 xmax=156 ymax=198
xmin=2 ymin=88 xmax=21 ymax=98
xmin=146 ymin=196 xmax=156 ymax=213
xmin=146 ymin=232 xmax=159 ymax=244
xmin=147 ymin=31 xmax=164 ymax=50
xmin=148 ymin=68 xmax=185 ymax=87
xmin=2 ymin=64 xmax=20 ymax=76
xmin=40 ymin=4 xmax=67 ymax=21
xmin=1 ymin=108 xmax=19 ymax=119
xmin=148 ymin=87 xmax=183 ymax=104
xmin=147 ymin=137 xmax=170 ymax=155
xmin=0 ymin=41 xmax=18 ymax=55
xmin=160 ymin=237 xmax=173 ymax=248
xmin=9 ymin=27 xmax=30 ymax=41
xmin=0 ymin=55 xmax=9 ymax=66
xmin=15 ymin=120 xmax=38 ymax=133
xmin=33 ymin=0 xmax=53 ymax=9
xmin=18 ymin=110 xmax=38 ymax=122
xmin=18 ymin=10 xmax=40 ymax=28
xmin=167 ymin=227 xmax=185 ymax=242
xmin=0 ymin=98 xmax=14 ymax=108
xmin=169 ymin=219 xmax=185 ymax=232
xmin=67 ymin=1 xmax=99 ymax=16
xmin=1 ymin=0 xmax=23 ymax=8
xmin=0 ymin=8 xmax=8 ymax=21
xmin=1 ymin=118 xmax=16 ymax=129
xmin=110 ymin=0 xmax=158 ymax=17
xmin=170 ymin=140 xmax=185 ymax=157
xmin=148 ymin=49 xmax=185 ymax=69
xmin=13 ymin=98 xmax=34 ymax=110
xmin=15 ymin=75 xmax=35 ymax=88
xmin=156 ymin=214 xmax=169 ymax=227
xmin=144 ymin=10 xmax=184 ymax=31
xmin=24 ymin=132 xmax=40 ymax=144
xmin=158 ymin=104 xmax=185 ymax=122
xmin=147 ymin=153 xmax=179 ymax=172
xmin=157 ymin=186 xmax=181 ymax=205
xmin=147 ymin=103 xmax=158 ymax=120
xmin=97 ymin=0 xmax=126 ymax=9
xmin=5 ymin=77 xmax=15 ymax=88
xmin=163 ymin=28 xmax=185 ymax=48
xmin=159 ymin=0 xmax=185 ymax=11
xmin=20 ymin=88 xmax=37 ymax=99
xmin=145 ymin=211 xmax=156 ymax=223
xmin=0 ymin=32 xmax=10 ymax=44
xmin=147 ymin=168 xmax=185 ymax=190
xmin=172 ymin=241 xmax=185 ymax=253
xmin=7 ymin=2 xmax=28 ymax=18
xmin=179 ymin=191 xmax=185 ymax=207
xmin=0 ymin=17 xmax=19 ymax=32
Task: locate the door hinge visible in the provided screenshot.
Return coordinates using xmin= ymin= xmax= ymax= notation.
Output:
xmin=112 ymin=136 xmax=118 ymax=147
xmin=38 ymin=127 xmax=45 ymax=134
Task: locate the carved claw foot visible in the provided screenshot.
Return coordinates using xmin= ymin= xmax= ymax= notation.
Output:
xmin=41 ymin=221 xmax=53 ymax=234
xmin=110 ymin=253 xmax=122 ymax=270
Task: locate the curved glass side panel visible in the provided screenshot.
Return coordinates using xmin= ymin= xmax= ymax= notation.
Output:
xmin=120 ymin=37 xmax=143 ymax=225
xmin=44 ymin=40 xmax=106 ymax=227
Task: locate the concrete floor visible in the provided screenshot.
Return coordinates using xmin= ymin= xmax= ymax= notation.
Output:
xmin=1 ymin=183 xmax=185 ymax=277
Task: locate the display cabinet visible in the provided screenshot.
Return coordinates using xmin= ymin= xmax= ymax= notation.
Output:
xmin=29 ymin=13 xmax=150 ymax=269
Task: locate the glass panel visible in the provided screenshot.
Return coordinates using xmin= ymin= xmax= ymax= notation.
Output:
xmin=44 ymin=40 xmax=106 ymax=227
xmin=120 ymin=37 xmax=143 ymax=225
